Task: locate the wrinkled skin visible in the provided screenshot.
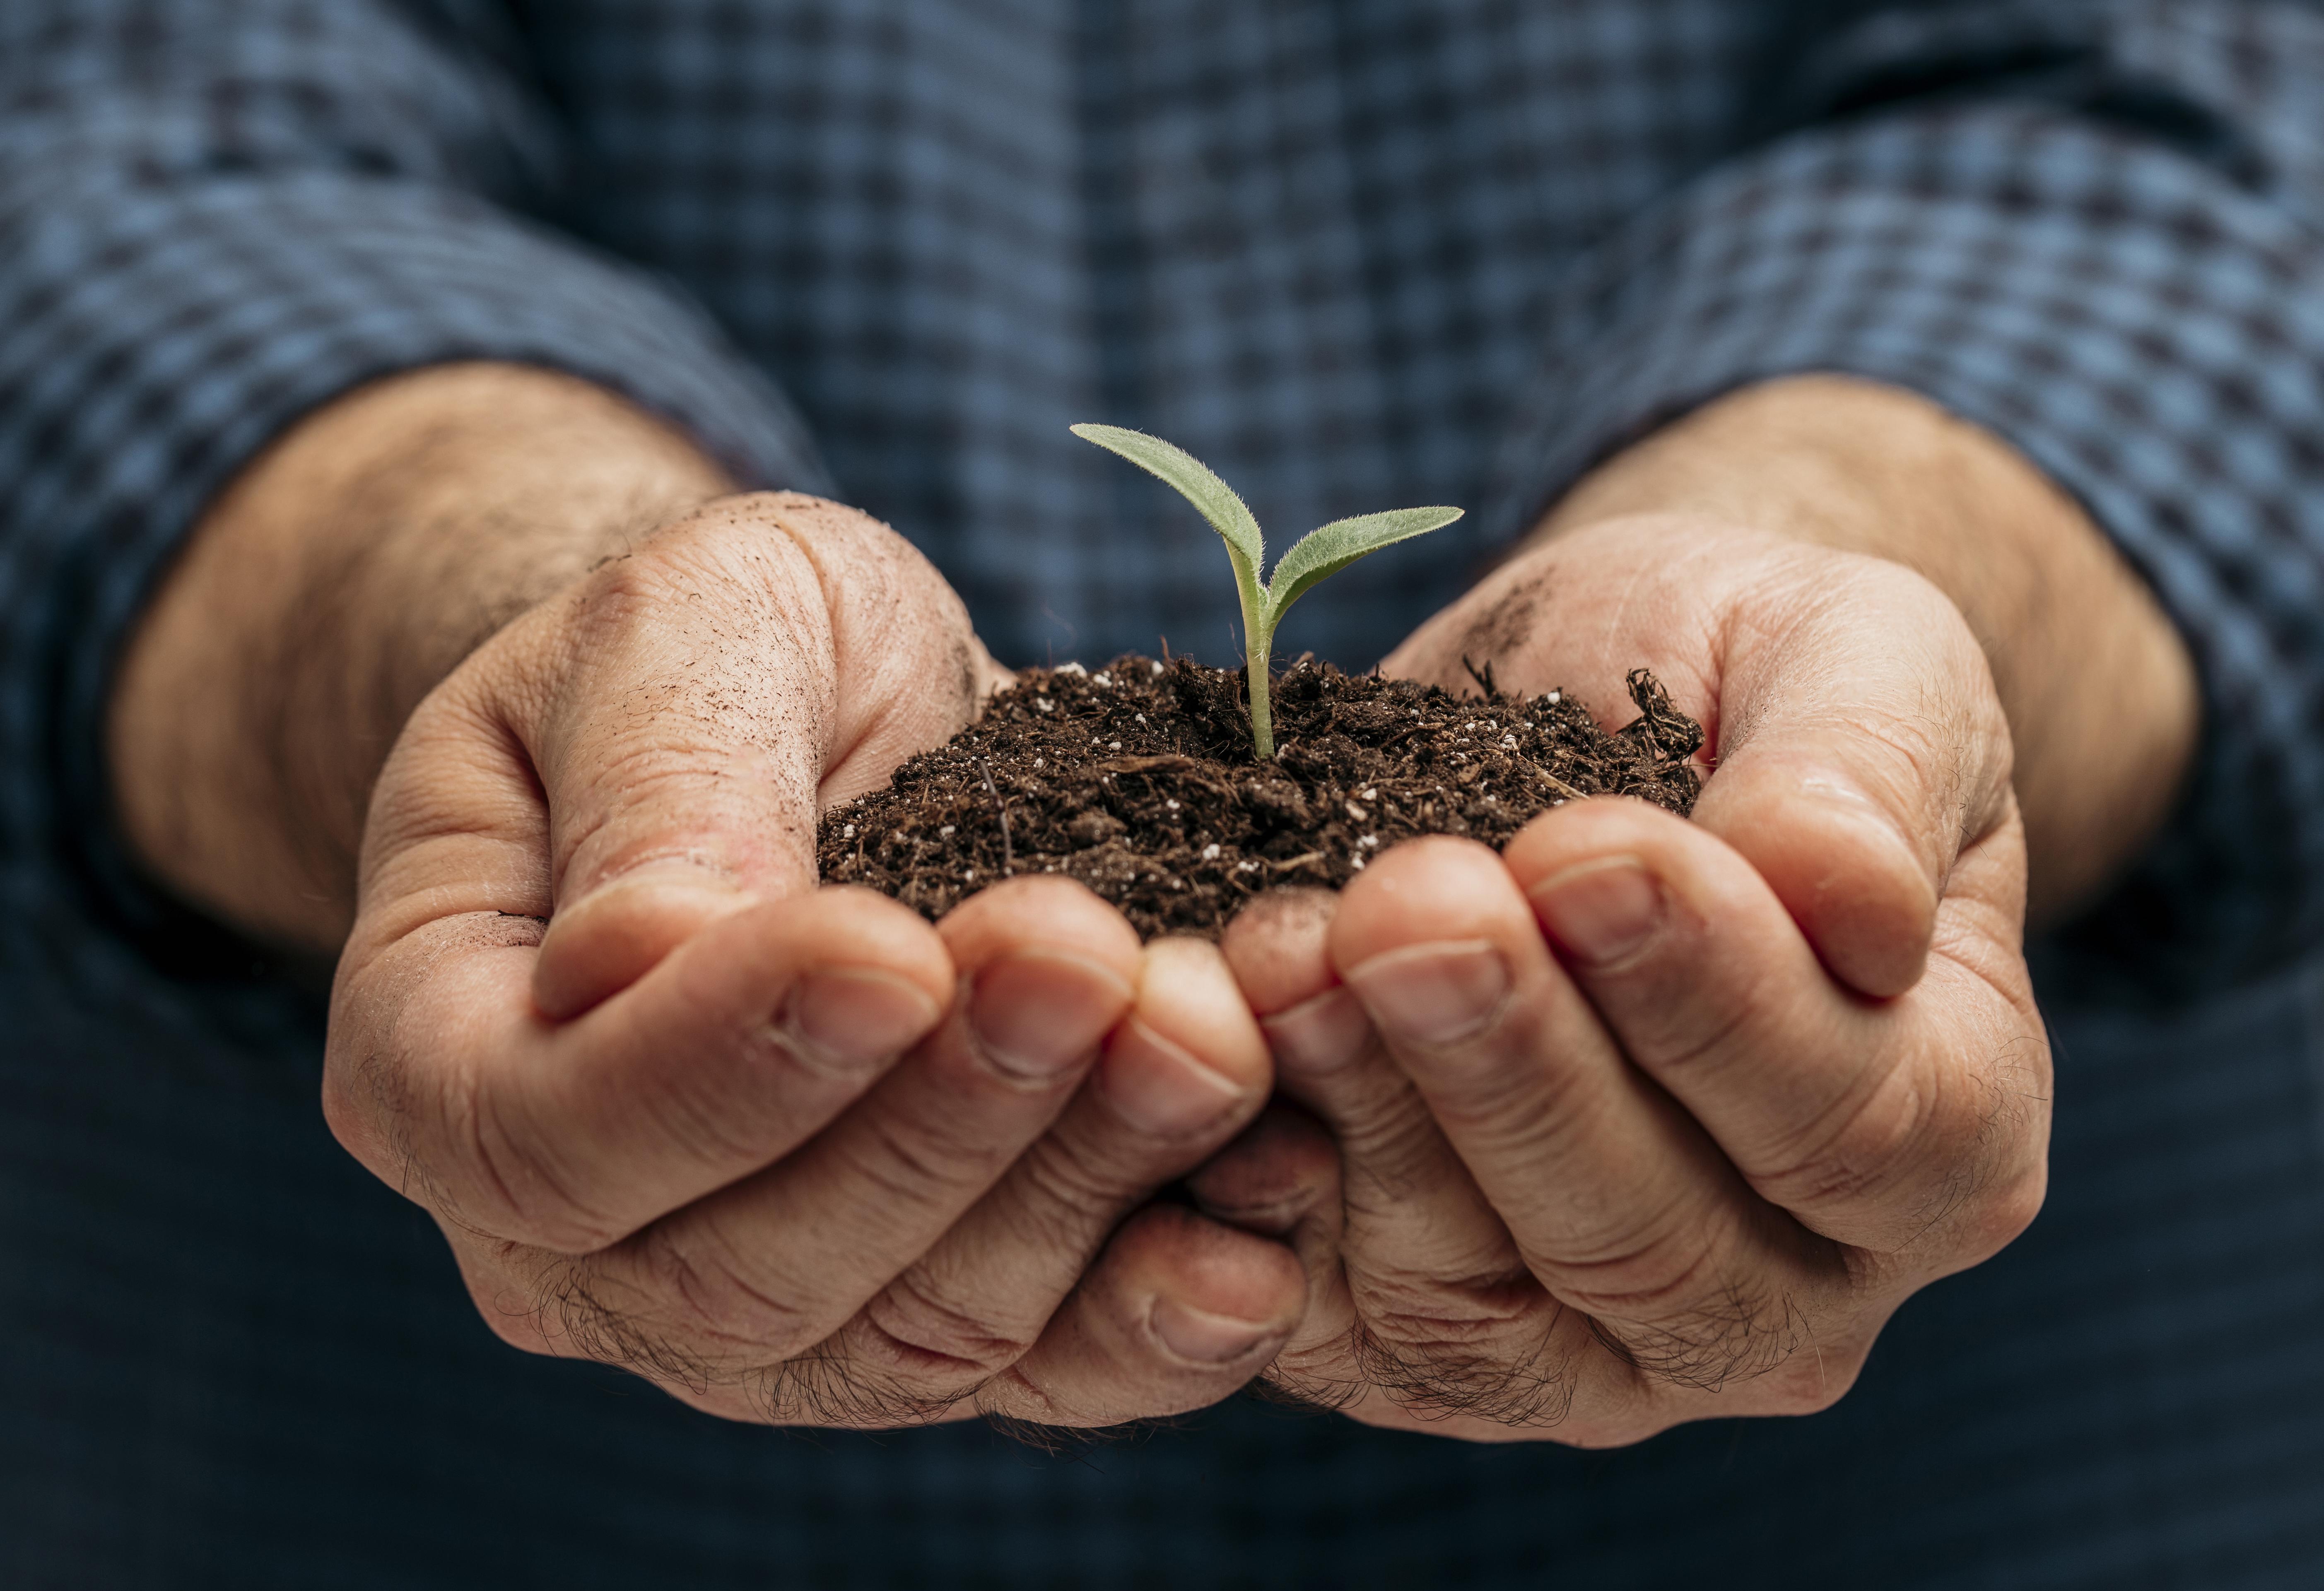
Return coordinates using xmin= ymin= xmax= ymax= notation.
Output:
xmin=1195 ymin=517 xmax=2051 ymax=1444
xmin=121 ymin=368 xmax=2187 ymax=1446
xmin=327 ymin=493 xmax=1313 ymax=1428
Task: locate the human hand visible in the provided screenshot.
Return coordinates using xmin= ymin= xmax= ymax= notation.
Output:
xmin=1196 ymin=513 xmax=2051 ymax=1442
xmin=325 ymin=492 xmax=1307 ymax=1428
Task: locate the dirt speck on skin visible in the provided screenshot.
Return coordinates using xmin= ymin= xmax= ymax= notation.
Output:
xmin=1457 ymin=571 xmax=1548 ymax=664
xmin=817 ymin=655 xmax=1704 ymax=940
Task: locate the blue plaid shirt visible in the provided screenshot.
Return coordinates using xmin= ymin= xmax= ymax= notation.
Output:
xmin=3 ymin=2 xmax=2322 ymax=1586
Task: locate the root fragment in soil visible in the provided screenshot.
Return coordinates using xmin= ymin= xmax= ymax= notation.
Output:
xmin=817 ymin=655 xmax=1704 ymax=940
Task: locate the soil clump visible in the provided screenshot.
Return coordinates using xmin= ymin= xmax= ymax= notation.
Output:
xmin=816 ymin=655 xmax=1704 ymax=940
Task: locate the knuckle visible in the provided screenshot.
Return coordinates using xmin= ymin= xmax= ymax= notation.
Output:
xmin=1960 ymin=1161 xmax=2047 ymax=1261
xmin=1555 ymin=1228 xmax=1724 ymax=1324
xmin=1747 ymin=1330 xmax=1871 ymax=1417
xmin=633 ymin=1226 xmax=822 ymax=1362
xmin=975 ymin=1363 xmax=1078 ymax=1430
xmin=1355 ymin=1266 xmax=1543 ymax=1349
xmin=560 ymin=553 xmax=661 ymax=641
xmin=644 ymin=1021 xmax=843 ymax=1164
xmin=1529 ymin=1188 xmax=1721 ymax=1310
xmin=1262 ymin=1336 xmax=1371 ymax=1413
xmin=1847 ymin=699 xmax=1953 ymax=800
xmin=756 ymin=493 xmax=969 ymax=639
xmin=1359 ymin=1329 xmax=1582 ymax=1429
xmin=1331 ymin=1101 xmax=1451 ymax=1202
xmin=457 ymin=1252 xmax=562 ymax=1359
xmin=646 ymin=1079 xmax=781 ymax=1174
xmin=1411 ymin=1041 xmax=1596 ymax=1153
xmin=559 ymin=542 xmax=776 ymax=673
xmin=1347 ymin=1276 xmax=1584 ymax=1428
xmin=1892 ymin=1056 xmax=2047 ymax=1259
xmin=1584 ymin=1270 xmax=1785 ymax=1395
xmin=849 ymin=1101 xmax=1015 ymax=1213
xmin=1627 ymin=980 xmax=1760 ymax=1081
xmin=1378 ymin=1002 xmax=1527 ymax=1092
xmin=860 ymin=1266 xmax=1036 ymax=1383
xmin=562 ymin=745 xmax=785 ymax=842
xmin=325 ymin=1028 xmax=432 ymax=1200
xmin=530 ymin=1253 xmax=729 ymax=1393
xmin=1015 ymin=1129 xmax=1135 ymax=1213
xmin=1403 ymin=1050 xmax=1530 ymax=1124
xmin=1751 ymin=1054 xmax=1943 ymax=1217
xmin=1543 ymin=1213 xmax=1821 ymax=1401
xmin=1807 ymin=718 xmax=1967 ymax=869
xmin=1556 ymin=1401 xmax=1681 ymax=1449
xmin=452 ymin=1071 xmax=627 ymax=1254
xmin=749 ymin=1345 xmax=972 ymax=1429
xmin=999 ymin=1142 xmax=1139 ymax=1260
xmin=1754 ymin=1029 xmax=2049 ymax=1257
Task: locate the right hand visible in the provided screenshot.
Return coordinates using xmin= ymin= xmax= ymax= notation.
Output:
xmin=325 ymin=493 xmax=1308 ymax=1427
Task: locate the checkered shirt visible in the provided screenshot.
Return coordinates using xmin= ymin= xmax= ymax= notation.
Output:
xmin=3 ymin=2 xmax=2322 ymax=1586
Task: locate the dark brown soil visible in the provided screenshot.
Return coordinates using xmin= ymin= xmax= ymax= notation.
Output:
xmin=816 ymin=655 xmax=1703 ymax=940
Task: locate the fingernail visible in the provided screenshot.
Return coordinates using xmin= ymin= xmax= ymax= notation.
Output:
xmin=968 ymin=949 xmax=1134 ymax=1079
xmin=1097 ymin=1018 xmax=1247 ymax=1134
xmin=1343 ymin=940 xmax=1509 ymax=1045
xmin=1150 ymin=1297 xmax=1280 ymax=1364
xmin=1528 ymin=858 xmax=1664 ymax=966
xmin=774 ymin=967 xmax=943 ymax=1076
xmin=1261 ymin=986 xmax=1371 ymax=1078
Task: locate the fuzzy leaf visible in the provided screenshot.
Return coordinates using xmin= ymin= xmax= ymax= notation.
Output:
xmin=1264 ymin=506 xmax=1465 ymax=623
xmin=1071 ymin=424 xmax=1266 ymax=573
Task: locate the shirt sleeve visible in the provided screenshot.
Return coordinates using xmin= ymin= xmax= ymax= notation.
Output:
xmin=0 ymin=1 xmax=829 ymax=969
xmin=1485 ymin=0 xmax=2324 ymax=1001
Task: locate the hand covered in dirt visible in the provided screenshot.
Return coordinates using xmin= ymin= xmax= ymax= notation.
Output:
xmin=326 ymin=493 xmax=1307 ymax=1428
xmin=1198 ymin=515 xmax=2049 ymax=1442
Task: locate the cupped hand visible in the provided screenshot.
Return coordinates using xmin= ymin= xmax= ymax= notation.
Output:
xmin=1199 ymin=515 xmax=2050 ymax=1443
xmin=326 ymin=493 xmax=1306 ymax=1427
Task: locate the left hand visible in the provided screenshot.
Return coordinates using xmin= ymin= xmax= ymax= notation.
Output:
xmin=1195 ymin=514 xmax=2051 ymax=1443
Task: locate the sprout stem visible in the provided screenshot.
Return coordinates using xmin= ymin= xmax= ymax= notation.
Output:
xmin=1234 ymin=570 xmax=1276 ymax=759
xmin=1247 ymin=656 xmax=1274 ymax=759
xmin=1070 ymin=422 xmax=1462 ymax=762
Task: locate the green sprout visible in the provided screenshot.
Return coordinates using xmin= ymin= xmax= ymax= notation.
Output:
xmin=1073 ymin=424 xmax=1464 ymax=758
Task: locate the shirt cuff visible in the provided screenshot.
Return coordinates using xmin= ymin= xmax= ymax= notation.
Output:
xmin=1484 ymin=105 xmax=2324 ymax=1000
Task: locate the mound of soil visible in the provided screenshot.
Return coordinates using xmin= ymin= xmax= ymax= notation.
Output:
xmin=816 ymin=655 xmax=1703 ymax=940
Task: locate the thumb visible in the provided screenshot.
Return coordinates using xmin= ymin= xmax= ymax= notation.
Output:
xmin=431 ymin=494 xmax=987 ymax=1021
xmin=1692 ymin=551 xmax=2015 ymax=999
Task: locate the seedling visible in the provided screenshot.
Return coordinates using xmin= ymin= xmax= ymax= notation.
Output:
xmin=1072 ymin=424 xmax=1463 ymax=758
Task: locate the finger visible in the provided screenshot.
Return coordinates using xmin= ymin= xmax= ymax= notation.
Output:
xmin=408 ymin=492 xmax=988 ymax=1021
xmin=1222 ymin=890 xmax=1572 ymax=1423
xmin=1507 ymin=794 xmax=2048 ymax=1257
xmin=1183 ymin=1102 xmax=1362 ymax=1401
xmin=1228 ymin=891 xmax=1511 ymax=1278
xmin=545 ymin=877 xmax=1143 ymax=1391
xmin=1693 ymin=551 xmax=2013 ymax=998
xmin=1330 ymin=836 xmax=1847 ymax=1396
xmin=324 ymin=885 xmax=953 ymax=1253
xmin=972 ymin=1203 xmax=1308 ymax=1429
xmin=1187 ymin=1107 xmax=1627 ymax=1444
xmin=514 ymin=503 xmax=842 ymax=1014
xmin=808 ymin=937 xmax=1273 ymax=1411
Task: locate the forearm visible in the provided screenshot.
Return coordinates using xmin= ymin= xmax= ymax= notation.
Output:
xmin=1536 ymin=374 xmax=2200 ymax=923
xmin=106 ymin=363 xmax=735 ymax=954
